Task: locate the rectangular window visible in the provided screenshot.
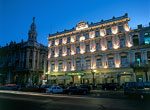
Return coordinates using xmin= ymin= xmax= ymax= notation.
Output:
xmin=108 ymin=57 xmax=114 ymax=67
xmin=59 ymin=48 xmax=62 ymax=56
xmin=86 ymin=60 xmax=91 ymax=69
xmin=67 ymin=48 xmax=70 ymax=56
xmin=95 ymin=31 xmax=100 ymax=37
xmin=106 ymin=28 xmax=111 ymax=35
xmin=135 ymin=52 xmax=141 ymax=66
xmin=76 ymin=46 xmax=80 ymax=54
xmin=59 ymin=39 xmax=62 ymax=44
xmin=52 ymin=50 xmax=54 ymax=57
xmin=51 ymin=40 xmax=54 ymax=46
xmin=121 ymin=56 xmax=128 ymax=66
xmin=76 ymin=61 xmax=81 ymax=70
xmin=76 ymin=35 xmax=80 ymax=41
xmin=118 ymin=26 xmax=124 ymax=33
xmin=86 ymin=45 xmax=90 ymax=52
xmin=107 ymin=41 xmax=112 ymax=49
xmin=96 ymin=43 xmax=100 ymax=51
xmin=67 ymin=62 xmax=71 ymax=71
xmin=85 ymin=33 xmax=89 ymax=39
xmin=51 ymin=64 xmax=55 ymax=71
xmin=67 ymin=37 xmax=70 ymax=43
xmin=96 ymin=59 xmax=102 ymax=68
xmin=120 ymin=39 xmax=125 ymax=48
xmin=59 ymin=63 xmax=63 ymax=71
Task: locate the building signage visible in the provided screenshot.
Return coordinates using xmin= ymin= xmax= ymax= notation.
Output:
xmin=76 ymin=21 xmax=88 ymax=31
xmin=66 ymin=73 xmax=85 ymax=76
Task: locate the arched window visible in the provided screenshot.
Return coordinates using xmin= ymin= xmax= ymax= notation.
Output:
xmin=135 ymin=52 xmax=141 ymax=66
xmin=144 ymin=32 xmax=150 ymax=45
xmin=132 ymin=35 xmax=139 ymax=46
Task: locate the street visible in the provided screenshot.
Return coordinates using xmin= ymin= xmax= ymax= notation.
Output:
xmin=0 ymin=91 xmax=150 ymax=110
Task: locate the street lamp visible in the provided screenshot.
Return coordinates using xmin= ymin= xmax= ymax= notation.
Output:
xmin=91 ymin=69 xmax=96 ymax=89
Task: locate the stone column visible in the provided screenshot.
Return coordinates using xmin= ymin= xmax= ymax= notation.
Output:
xmin=32 ymin=51 xmax=36 ymax=70
xmin=129 ymin=51 xmax=135 ymax=65
xmin=141 ymin=51 xmax=148 ymax=64
xmin=26 ymin=49 xmax=30 ymax=68
xmin=19 ymin=52 xmax=22 ymax=67
xmin=37 ymin=50 xmax=40 ymax=70
xmin=22 ymin=52 xmax=24 ymax=67
xmin=102 ymin=54 xmax=107 ymax=68
xmin=81 ymin=55 xmax=85 ymax=69
xmin=117 ymin=73 xmax=122 ymax=86
xmin=43 ymin=60 xmax=47 ymax=74
xmin=131 ymin=72 xmax=136 ymax=82
xmin=114 ymin=52 xmax=120 ymax=68
xmin=48 ymin=61 xmax=51 ymax=72
xmin=40 ymin=54 xmax=43 ymax=71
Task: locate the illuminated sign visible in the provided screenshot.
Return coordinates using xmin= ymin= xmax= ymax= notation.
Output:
xmin=66 ymin=73 xmax=85 ymax=76
xmin=76 ymin=21 xmax=88 ymax=31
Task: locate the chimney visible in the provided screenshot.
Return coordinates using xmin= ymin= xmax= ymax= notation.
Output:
xmin=137 ymin=24 xmax=142 ymax=29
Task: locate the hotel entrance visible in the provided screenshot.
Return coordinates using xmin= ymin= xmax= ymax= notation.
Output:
xmin=65 ymin=73 xmax=85 ymax=85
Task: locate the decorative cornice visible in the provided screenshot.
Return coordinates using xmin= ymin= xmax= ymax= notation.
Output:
xmin=48 ymin=18 xmax=130 ymax=39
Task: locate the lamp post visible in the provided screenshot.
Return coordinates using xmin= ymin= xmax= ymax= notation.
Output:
xmin=91 ymin=69 xmax=96 ymax=89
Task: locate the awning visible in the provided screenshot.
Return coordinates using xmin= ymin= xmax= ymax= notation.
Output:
xmin=57 ymin=76 xmax=71 ymax=80
xmin=48 ymin=76 xmax=56 ymax=80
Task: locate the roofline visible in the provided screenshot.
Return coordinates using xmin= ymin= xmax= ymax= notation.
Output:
xmin=48 ymin=14 xmax=130 ymax=39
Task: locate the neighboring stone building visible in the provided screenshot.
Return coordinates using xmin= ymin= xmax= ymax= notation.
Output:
xmin=47 ymin=13 xmax=150 ymax=85
xmin=0 ymin=17 xmax=48 ymax=85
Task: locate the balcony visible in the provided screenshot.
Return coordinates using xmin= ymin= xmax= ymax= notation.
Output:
xmin=131 ymin=61 xmax=150 ymax=67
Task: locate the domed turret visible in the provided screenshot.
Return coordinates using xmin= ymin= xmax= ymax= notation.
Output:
xmin=28 ymin=17 xmax=37 ymax=42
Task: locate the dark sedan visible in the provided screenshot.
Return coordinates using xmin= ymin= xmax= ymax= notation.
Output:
xmin=102 ymin=83 xmax=119 ymax=91
xmin=64 ymin=86 xmax=88 ymax=95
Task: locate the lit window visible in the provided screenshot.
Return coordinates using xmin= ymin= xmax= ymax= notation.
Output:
xmin=124 ymin=24 xmax=130 ymax=32
xmin=144 ymin=32 xmax=150 ymax=45
xmin=111 ymin=26 xmax=118 ymax=34
xmin=80 ymin=36 xmax=85 ymax=41
xmin=89 ymin=31 xmax=95 ymax=39
xmin=71 ymin=36 xmax=76 ymax=43
xmin=55 ymin=39 xmax=59 ymax=46
xmin=100 ymin=29 xmax=106 ymax=36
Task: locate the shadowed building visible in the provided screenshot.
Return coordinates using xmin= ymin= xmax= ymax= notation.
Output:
xmin=0 ymin=17 xmax=48 ymax=85
xmin=47 ymin=13 xmax=150 ymax=85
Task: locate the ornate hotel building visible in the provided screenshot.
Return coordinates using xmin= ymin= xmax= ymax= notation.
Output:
xmin=47 ymin=13 xmax=150 ymax=85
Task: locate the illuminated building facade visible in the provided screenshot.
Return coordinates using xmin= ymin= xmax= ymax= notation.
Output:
xmin=47 ymin=13 xmax=150 ymax=85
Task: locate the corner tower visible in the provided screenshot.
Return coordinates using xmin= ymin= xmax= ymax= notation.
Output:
xmin=28 ymin=17 xmax=37 ymax=42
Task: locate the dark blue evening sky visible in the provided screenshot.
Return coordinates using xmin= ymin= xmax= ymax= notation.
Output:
xmin=0 ymin=0 xmax=149 ymax=46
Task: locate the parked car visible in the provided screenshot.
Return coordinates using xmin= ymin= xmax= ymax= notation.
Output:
xmin=124 ymin=82 xmax=150 ymax=99
xmin=46 ymin=85 xmax=63 ymax=94
xmin=102 ymin=83 xmax=119 ymax=91
xmin=64 ymin=86 xmax=89 ymax=95
xmin=4 ymin=84 xmax=19 ymax=90
xmin=80 ymin=84 xmax=91 ymax=91
xmin=39 ymin=85 xmax=50 ymax=92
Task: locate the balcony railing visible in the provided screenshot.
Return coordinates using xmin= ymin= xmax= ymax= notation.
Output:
xmin=131 ymin=61 xmax=150 ymax=67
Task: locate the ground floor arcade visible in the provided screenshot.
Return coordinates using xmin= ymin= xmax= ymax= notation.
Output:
xmin=6 ymin=71 xmax=43 ymax=85
xmin=45 ymin=67 xmax=150 ymax=86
